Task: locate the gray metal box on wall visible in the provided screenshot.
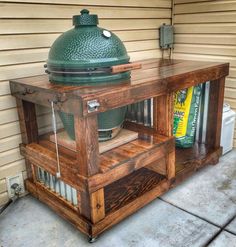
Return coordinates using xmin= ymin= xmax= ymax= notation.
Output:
xmin=159 ymin=24 xmax=174 ymax=49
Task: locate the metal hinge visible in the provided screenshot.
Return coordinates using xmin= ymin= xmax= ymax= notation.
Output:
xmin=87 ymin=100 xmax=100 ymax=113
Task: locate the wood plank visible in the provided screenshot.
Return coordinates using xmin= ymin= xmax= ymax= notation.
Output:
xmin=147 ymin=158 xmax=167 ymax=176
xmin=16 ymin=99 xmax=38 ymax=144
xmin=175 ymin=145 xmax=222 ymax=185
xmin=21 ymin=143 xmax=87 ymax=192
xmin=104 ymin=168 xmax=165 ymax=214
xmin=153 ymin=93 xmax=174 ymax=136
xmin=90 ymin=189 xmax=105 ymax=223
xmin=206 ymin=77 xmax=225 ymax=148
xmin=9 ymin=60 xmax=229 ymax=117
xmin=87 ymin=137 xmax=173 ymax=192
xmin=74 ymin=115 xmax=100 ymax=177
xmin=49 ymin=129 xmax=138 ymax=154
xmin=153 ymin=92 xmax=175 ymax=180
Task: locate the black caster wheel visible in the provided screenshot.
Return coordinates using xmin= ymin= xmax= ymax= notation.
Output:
xmin=88 ymin=236 xmax=97 ymax=243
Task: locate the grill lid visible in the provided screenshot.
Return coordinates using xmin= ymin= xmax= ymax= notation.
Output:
xmin=46 ymin=9 xmax=130 ymax=84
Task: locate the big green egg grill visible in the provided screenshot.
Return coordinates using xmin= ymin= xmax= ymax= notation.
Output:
xmin=46 ymin=9 xmax=131 ymax=141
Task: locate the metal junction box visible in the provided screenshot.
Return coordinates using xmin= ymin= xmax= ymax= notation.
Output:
xmin=159 ymin=24 xmax=174 ymax=49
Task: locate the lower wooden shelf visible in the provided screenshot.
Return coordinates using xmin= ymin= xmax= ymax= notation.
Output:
xmin=24 ymin=141 xmax=222 ymax=238
xmin=175 ymin=143 xmax=222 ymax=185
xmin=104 ymin=168 xmax=165 ymax=214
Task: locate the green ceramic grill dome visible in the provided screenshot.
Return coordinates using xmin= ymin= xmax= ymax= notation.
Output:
xmin=47 ymin=9 xmax=130 ymax=141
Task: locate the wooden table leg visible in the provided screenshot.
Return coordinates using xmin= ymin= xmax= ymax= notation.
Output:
xmin=153 ymin=93 xmax=175 ymax=180
xmin=206 ymin=77 xmax=225 ymax=149
xmin=74 ymin=114 xmax=105 ymax=224
xmin=16 ymin=98 xmax=38 ymax=180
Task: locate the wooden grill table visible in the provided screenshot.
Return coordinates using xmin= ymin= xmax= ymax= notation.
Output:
xmin=10 ymin=59 xmax=229 ymax=241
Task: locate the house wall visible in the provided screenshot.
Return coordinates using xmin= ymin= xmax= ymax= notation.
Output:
xmin=173 ymin=0 xmax=236 ymax=146
xmin=0 ymin=0 xmax=172 ymax=206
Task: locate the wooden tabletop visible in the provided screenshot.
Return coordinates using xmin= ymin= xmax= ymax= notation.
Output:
xmin=10 ymin=58 xmax=229 ymax=117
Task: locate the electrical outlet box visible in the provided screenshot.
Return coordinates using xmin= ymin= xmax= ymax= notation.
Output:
xmin=159 ymin=23 xmax=174 ymax=49
xmin=6 ymin=173 xmax=25 ymax=198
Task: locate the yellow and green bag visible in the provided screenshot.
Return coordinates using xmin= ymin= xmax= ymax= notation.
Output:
xmin=173 ymin=85 xmax=202 ymax=148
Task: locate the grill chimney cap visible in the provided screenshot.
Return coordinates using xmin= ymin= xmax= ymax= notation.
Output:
xmin=73 ymin=9 xmax=98 ymax=26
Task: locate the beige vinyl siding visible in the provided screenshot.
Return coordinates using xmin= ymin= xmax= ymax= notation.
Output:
xmin=0 ymin=0 xmax=172 ymax=206
xmin=173 ymin=0 xmax=236 ymax=147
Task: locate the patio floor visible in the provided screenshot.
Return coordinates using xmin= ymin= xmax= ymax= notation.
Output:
xmin=0 ymin=149 xmax=236 ymax=247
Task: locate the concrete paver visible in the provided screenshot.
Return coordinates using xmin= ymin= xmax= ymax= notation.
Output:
xmin=225 ymin=217 xmax=236 ymax=235
xmin=161 ymin=150 xmax=236 ymax=226
xmin=208 ymin=231 xmax=236 ymax=247
xmin=0 ymin=196 xmax=219 ymax=247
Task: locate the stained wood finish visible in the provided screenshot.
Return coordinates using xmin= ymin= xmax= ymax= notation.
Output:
xmin=80 ymin=188 xmax=105 ymax=224
xmin=90 ymin=189 xmax=105 ymax=223
xmin=20 ymin=143 xmax=87 ymax=192
xmin=16 ymin=98 xmax=38 ymax=180
xmin=21 ymin=129 xmax=174 ymax=192
xmin=147 ymin=158 xmax=167 ymax=176
xmin=10 ymin=59 xmax=229 ymax=116
xmin=153 ymin=92 xmax=175 ymax=179
xmin=16 ymin=99 xmax=38 ymax=144
xmin=74 ymin=115 xmax=100 ymax=177
xmin=10 ymin=59 xmax=229 ymax=240
xmin=104 ymin=168 xmax=165 ymax=214
xmin=49 ymin=129 xmax=138 ymax=154
xmin=206 ymin=77 xmax=225 ymax=148
xmin=92 ymin=178 xmax=170 ymax=237
xmin=175 ymin=143 xmax=222 ymax=186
